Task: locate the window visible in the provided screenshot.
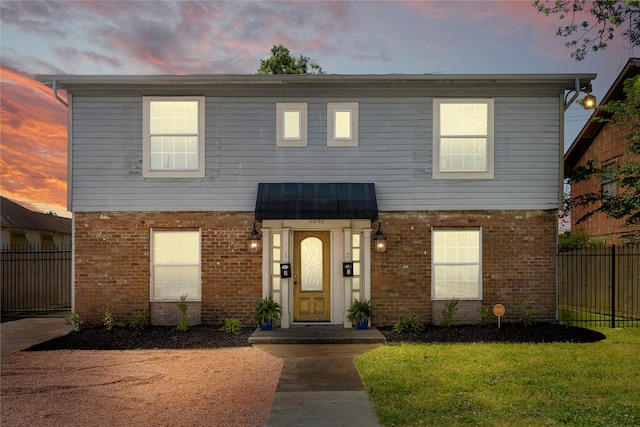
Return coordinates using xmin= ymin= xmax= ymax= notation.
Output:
xmin=151 ymin=230 xmax=201 ymax=301
xmin=40 ymin=235 xmax=56 ymax=251
xmin=601 ymin=162 xmax=617 ymax=199
xmin=277 ymin=103 xmax=308 ymax=147
xmin=327 ymin=102 xmax=358 ymax=147
xmin=350 ymin=232 xmax=362 ymax=303
xmin=433 ymin=99 xmax=494 ymax=179
xmin=143 ymin=97 xmax=205 ymax=178
xmin=271 ymin=232 xmax=282 ymax=303
xmin=10 ymin=232 xmax=30 ymax=250
xmin=432 ymin=229 xmax=481 ymax=299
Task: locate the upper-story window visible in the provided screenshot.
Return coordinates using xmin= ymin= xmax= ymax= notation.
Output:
xmin=277 ymin=103 xmax=308 ymax=147
xmin=143 ymin=97 xmax=205 ymax=178
xmin=327 ymin=102 xmax=358 ymax=147
xmin=433 ymin=99 xmax=494 ymax=179
xmin=601 ymin=162 xmax=617 ymax=199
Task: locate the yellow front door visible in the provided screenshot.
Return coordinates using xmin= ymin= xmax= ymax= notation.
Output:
xmin=294 ymin=231 xmax=330 ymax=321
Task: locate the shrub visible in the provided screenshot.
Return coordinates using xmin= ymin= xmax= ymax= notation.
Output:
xmin=103 ymin=308 xmax=123 ymax=331
xmin=558 ymin=227 xmax=605 ymax=251
xmin=517 ymin=298 xmax=537 ymax=327
xmin=440 ymin=299 xmax=458 ymax=328
xmin=66 ymin=312 xmax=83 ymax=332
xmin=475 ymin=305 xmax=491 ymax=326
xmin=129 ymin=310 xmax=149 ymax=330
xmin=175 ymin=295 xmax=190 ymax=332
xmin=393 ymin=315 xmax=425 ymax=333
xmin=220 ymin=318 xmax=242 ymax=335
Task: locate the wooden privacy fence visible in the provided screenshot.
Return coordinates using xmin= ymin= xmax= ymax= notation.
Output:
xmin=1 ymin=246 xmax=72 ymax=312
xmin=558 ymin=244 xmax=640 ymax=327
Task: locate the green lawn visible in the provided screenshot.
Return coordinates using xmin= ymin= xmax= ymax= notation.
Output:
xmin=357 ymin=327 xmax=640 ymax=427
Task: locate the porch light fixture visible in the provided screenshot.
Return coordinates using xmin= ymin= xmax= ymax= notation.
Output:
xmin=373 ymin=222 xmax=387 ymax=253
xmin=248 ymin=222 xmax=261 ymax=253
xmin=581 ymin=84 xmax=596 ymax=110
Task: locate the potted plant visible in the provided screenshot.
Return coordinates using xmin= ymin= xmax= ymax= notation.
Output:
xmin=347 ymin=298 xmax=374 ymax=329
xmin=250 ymin=296 xmax=282 ymax=330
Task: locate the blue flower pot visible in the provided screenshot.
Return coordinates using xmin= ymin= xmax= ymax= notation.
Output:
xmin=260 ymin=319 xmax=273 ymax=330
xmin=356 ymin=320 xmax=369 ymax=330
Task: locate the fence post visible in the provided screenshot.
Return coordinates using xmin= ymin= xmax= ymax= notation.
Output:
xmin=611 ymin=245 xmax=616 ymax=329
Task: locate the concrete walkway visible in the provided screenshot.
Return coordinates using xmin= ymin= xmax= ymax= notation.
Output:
xmin=1 ymin=316 xmax=71 ymax=357
xmin=256 ymin=343 xmax=383 ymax=427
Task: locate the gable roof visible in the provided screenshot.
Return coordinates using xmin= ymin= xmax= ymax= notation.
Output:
xmin=564 ymin=58 xmax=640 ymax=175
xmin=1 ymin=197 xmax=71 ymax=235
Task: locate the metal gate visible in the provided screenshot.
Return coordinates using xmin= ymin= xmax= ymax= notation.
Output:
xmin=1 ymin=245 xmax=72 ymax=312
xmin=557 ymin=244 xmax=640 ymax=327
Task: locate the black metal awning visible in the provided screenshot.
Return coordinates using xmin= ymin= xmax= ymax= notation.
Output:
xmin=255 ymin=183 xmax=378 ymax=221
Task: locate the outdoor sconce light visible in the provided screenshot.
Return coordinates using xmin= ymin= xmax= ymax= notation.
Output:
xmin=581 ymin=84 xmax=596 ymax=110
xmin=374 ymin=222 xmax=387 ymax=253
xmin=248 ymin=222 xmax=261 ymax=253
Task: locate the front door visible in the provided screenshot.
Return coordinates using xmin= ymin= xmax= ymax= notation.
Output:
xmin=294 ymin=231 xmax=330 ymax=321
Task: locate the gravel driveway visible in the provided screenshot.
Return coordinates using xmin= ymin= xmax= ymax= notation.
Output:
xmin=1 ymin=348 xmax=282 ymax=427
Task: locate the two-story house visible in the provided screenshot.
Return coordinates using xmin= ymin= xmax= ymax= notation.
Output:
xmin=564 ymin=58 xmax=639 ymax=244
xmin=37 ymin=73 xmax=595 ymax=327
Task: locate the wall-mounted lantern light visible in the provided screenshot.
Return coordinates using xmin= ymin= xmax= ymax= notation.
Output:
xmin=374 ymin=222 xmax=387 ymax=253
xmin=248 ymin=222 xmax=261 ymax=253
xmin=581 ymin=84 xmax=596 ymax=110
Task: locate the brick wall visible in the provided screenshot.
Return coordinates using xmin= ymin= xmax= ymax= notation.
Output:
xmin=75 ymin=209 xmax=557 ymax=327
xmin=570 ymin=121 xmax=639 ymax=243
xmin=73 ymin=211 xmax=262 ymax=326
xmin=370 ymin=210 xmax=557 ymax=326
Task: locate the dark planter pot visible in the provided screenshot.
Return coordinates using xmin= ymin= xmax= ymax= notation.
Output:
xmin=356 ymin=319 xmax=369 ymax=330
xmin=260 ymin=319 xmax=273 ymax=330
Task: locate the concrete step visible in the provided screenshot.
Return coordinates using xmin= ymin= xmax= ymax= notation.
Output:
xmin=248 ymin=325 xmax=386 ymax=345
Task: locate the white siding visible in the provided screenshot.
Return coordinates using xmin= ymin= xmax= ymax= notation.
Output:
xmin=71 ymin=96 xmax=560 ymax=212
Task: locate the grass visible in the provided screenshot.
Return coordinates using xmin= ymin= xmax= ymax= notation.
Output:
xmin=357 ymin=327 xmax=640 ymax=427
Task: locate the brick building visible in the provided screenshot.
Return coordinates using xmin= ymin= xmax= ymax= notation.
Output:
xmin=37 ymin=73 xmax=594 ymax=327
xmin=564 ymin=58 xmax=640 ymax=244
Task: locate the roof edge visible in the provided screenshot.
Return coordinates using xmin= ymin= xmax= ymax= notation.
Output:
xmin=36 ymin=73 xmax=597 ymax=89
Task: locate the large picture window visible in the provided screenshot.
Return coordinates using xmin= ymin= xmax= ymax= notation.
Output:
xmin=433 ymin=99 xmax=494 ymax=179
xmin=432 ymin=229 xmax=481 ymax=299
xmin=143 ymin=97 xmax=205 ymax=178
xmin=151 ymin=230 xmax=201 ymax=301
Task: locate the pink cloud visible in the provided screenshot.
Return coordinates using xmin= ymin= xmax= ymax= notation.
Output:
xmin=1 ymin=66 xmax=68 ymax=215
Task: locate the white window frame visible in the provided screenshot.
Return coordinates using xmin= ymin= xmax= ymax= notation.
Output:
xmin=150 ymin=229 xmax=201 ymax=302
xmin=432 ymin=228 xmax=482 ymax=300
xmin=276 ymin=102 xmax=308 ymax=147
xmin=143 ymin=96 xmax=205 ymax=178
xmin=327 ymin=102 xmax=358 ymax=147
xmin=433 ymin=99 xmax=494 ymax=179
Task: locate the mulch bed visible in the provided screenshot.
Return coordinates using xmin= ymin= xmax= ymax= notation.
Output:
xmin=25 ymin=322 xmax=606 ymax=351
xmin=379 ymin=322 xmax=606 ymax=344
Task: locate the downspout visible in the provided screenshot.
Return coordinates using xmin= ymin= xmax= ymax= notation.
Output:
xmin=51 ymin=80 xmax=72 ymax=313
xmin=564 ymin=78 xmax=581 ymax=111
xmin=52 ymin=81 xmax=68 ymax=108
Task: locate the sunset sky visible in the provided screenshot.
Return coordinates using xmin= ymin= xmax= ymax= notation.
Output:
xmin=1 ymin=0 xmax=636 ymax=217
